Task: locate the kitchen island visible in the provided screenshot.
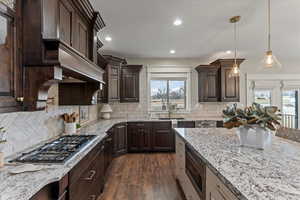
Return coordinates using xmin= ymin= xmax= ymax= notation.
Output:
xmin=174 ymin=128 xmax=300 ymax=200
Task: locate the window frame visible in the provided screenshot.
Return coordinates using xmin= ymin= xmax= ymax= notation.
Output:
xmin=150 ymin=78 xmax=187 ymax=112
xmin=147 ymin=66 xmax=192 ymax=114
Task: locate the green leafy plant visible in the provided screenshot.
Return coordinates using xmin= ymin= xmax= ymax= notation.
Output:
xmin=222 ymin=103 xmax=281 ymax=131
xmin=76 ymin=123 xmax=81 ymax=129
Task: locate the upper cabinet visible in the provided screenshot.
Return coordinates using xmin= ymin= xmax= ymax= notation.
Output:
xmin=0 ymin=1 xmax=23 ymax=113
xmin=58 ymin=0 xmax=74 ymax=46
xmin=98 ymin=55 xmax=125 ymax=103
xmin=196 ymin=65 xmax=220 ymax=102
xmin=196 ymin=59 xmax=244 ymax=102
xmin=19 ymin=0 xmax=106 ymax=110
xmin=120 ymin=65 xmax=142 ymax=103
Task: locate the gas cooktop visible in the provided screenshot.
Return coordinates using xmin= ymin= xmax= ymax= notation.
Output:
xmin=12 ymin=135 xmax=96 ymax=164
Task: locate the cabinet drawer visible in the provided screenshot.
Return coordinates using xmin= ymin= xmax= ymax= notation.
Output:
xmin=69 ymin=141 xmax=102 ymax=185
xmin=69 ymin=157 xmax=100 ymax=200
xmin=153 ymin=121 xmax=171 ymax=129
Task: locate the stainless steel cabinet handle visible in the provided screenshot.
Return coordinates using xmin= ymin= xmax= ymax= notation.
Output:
xmin=84 ymin=170 xmax=96 ymax=181
xmin=117 ymin=125 xmax=126 ymax=129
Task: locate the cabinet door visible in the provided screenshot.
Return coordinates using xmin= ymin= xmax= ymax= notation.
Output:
xmin=0 ymin=6 xmax=22 ymax=113
xmin=120 ymin=66 xmax=141 ymax=102
xmin=75 ymin=16 xmax=89 ymax=57
xmin=104 ymin=134 xmax=113 ymax=175
xmin=59 ymin=0 xmax=74 ymax=46
xmin=221 ymin=66 xmax=239 ymax=102
xmin=108 ymin=65 xmax=120 ymax=101
xmin=152 ymin=122 xmax=174 ymax=152
xmin=128 ymin=122 xmax=151 ymax=152
xmin=127 ymin=123 xmax=141 ymax=152
xmin=113 ymin=123 xmax=127 ymax=156
xmin=198 ymin=67 xmax=220 ymax=102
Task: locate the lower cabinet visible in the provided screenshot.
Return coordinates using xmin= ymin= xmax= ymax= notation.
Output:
xmin=127 ymin=122 xmax=151 ymax=152
xmin=69 ymin=141 xmax=105 ymax=200
xmin=104 ymin=133 xmax=114 ymax=176
xmin=177 ymin=121 xmax=196 ymax=128
xmin=113 ymin=123 xmax=127 ymax=156
xmin=152 ymin=122 xmax=174 ymax=152
xmin=127 ymin=121 xmax=174 ymax=152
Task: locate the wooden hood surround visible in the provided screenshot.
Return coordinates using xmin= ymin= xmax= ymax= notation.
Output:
xmin=21 ymin=0 xmax=105 ymax=111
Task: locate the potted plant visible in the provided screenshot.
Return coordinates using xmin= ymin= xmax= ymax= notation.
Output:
xmin=222 ymin=103 xmax=281 ymax=149
xmin=61 ymin=113 xmax=78 ymax=135
xmin=0 ymin=127 xmax=6 ymax=168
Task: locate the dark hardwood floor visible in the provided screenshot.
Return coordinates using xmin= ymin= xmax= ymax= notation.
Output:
xmin=98 ymin=153 xmax=185 ymax=200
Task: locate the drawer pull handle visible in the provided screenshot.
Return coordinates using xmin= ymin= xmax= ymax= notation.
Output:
xmin=89 ymin=195 xmax=97 ymax=200
xmin=84 ymin=170 xmax=96 ymax=181
xmin=117 ymin=125 xmax=126 ymax=129
xmin=106 ymin=138 xmax=112 ymax=142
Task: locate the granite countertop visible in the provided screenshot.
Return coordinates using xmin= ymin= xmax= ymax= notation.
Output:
xmin=174 ymin=128 xmax=300 ymax=200
xmin=0 ymin=118 xmax=125 ymax=200
xmin=0 ymin=117 xmax=222 ymax=200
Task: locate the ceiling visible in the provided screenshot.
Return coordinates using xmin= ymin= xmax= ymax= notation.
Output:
xmin=90 ymin=0 xmax=300 ymax=60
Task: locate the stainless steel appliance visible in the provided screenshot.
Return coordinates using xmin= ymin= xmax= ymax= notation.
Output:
xmin=12 ymin=135 xmax=96 ymax=164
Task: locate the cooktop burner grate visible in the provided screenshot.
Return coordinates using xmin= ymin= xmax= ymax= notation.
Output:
xmin=12 ymin=135 xmax=96 ymax=164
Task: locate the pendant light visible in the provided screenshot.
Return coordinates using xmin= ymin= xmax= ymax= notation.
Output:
xmin=262 ymin=0 xmax=281 ymax=70
xmin=229 ymin=16 xmax=241 ymax=78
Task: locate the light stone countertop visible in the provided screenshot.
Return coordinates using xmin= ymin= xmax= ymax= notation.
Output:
xmin=174 ymin=128 xmax=300 ymax=200
xmin=0 ymin=117 xmax=221 ymax=200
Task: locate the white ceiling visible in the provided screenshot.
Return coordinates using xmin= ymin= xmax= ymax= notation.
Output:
xmin=90 ymin=0 xmax=300 ymax=60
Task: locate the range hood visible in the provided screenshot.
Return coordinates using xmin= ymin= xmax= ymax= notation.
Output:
xmin=21 ymin=0 xmax=105 ymax=111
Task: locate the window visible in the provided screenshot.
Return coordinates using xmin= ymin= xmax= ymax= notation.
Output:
xmin=150 ymin=79 xmax=186 ymax=111
xmin=254 ymin=90 xmax=272 ymax=107
xmin=282 ymin=90 xmax=299 ymax=129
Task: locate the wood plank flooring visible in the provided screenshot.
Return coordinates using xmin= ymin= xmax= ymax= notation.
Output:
xmin=98 ymin=153 xmax=185 ymax=200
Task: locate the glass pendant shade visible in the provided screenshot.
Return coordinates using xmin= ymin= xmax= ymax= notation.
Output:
xmin=229 ymin=63 xmax=240 ymax=78
xmin=262 ymin=50 xmax=282 ymax=70
xmin=260 ymin=0 xmax=281 ymax=71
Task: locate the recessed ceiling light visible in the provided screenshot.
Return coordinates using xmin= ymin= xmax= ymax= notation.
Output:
xmin=226 ymin=50 xmax=232 ymax=54
xmin=105 ymin=36 xmax=112 ymax=42
xmin=173 ymin=19 xmax=183 ymax=26
xmin=170 ymin=50 xmax=176 ymax=54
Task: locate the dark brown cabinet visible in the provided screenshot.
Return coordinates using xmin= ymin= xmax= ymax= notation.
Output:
xmin=196 ymin=65 xmax=220 ymax=102
xmin=58 ymin=0 xmax=90 ymax=58
xmin=196 ymin=59 xmax=244 ymax=103
xmin=99 ymin=56 xmax=127 ymax=103
xmin=69 ymin=141 xmax=105 ymax=200
xmin=0 ymin=2 xmax=23 ymax=113
xmin=113 ymin=123 xmax=127 ymax=156
xmin=120 ymin=65 xmax=142 ymax=103
xmin=220 ymin=65 xmax=240 ymax=102
xmin=152 ymin=122 xmax=174 ymax=152
xmin=177 ymin=121 xmax=195 ymax=128
xmin=59 ymin=0 xmax=74 ymax=46
xmin=127 ymin=122 xmax=151 ymax=152
xmin=104 ymin=133 xmax=114 ymax=176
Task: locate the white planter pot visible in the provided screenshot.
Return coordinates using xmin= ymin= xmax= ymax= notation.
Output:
xmin=236 ymin=126 xmax=272 ymax=150
xmin=64 ymin=122 xmax=76 ymax=135
xmin=0 ymin=132 xmax=6 ymax=141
